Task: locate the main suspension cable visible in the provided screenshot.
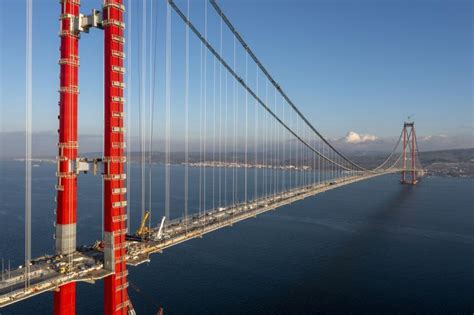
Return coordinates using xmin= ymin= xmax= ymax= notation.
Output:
xmin=167 ymin=0 xmax=355 ymax=172
xmin=372 ymin=129 xmax=404 ymax=171
xmin=208 ymin=0 xmax=369 ymax=172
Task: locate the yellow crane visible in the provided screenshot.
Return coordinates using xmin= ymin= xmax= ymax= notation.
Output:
xmin=126 ymin=211 xmax=152 ymax=242
xmin=135 ymin=211 xmax=151 ymax=237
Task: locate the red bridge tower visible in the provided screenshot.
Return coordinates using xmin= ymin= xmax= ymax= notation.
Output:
xmin=401 ymin=122 xmax=418 ymax=185
xmin=55 ymin=1 xmax=130 ymax=314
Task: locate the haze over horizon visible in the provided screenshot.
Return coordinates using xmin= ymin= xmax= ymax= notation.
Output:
xmin=0 ymin=0 xmax=472 ymax=160
xmin=0 ymin=130 xmax=472 ymax=159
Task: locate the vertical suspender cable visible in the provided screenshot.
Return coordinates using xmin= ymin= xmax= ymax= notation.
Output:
xmin=270 ymin=87 xmax=273 ymax=194
xmin=212 ymin=57 xmax=216 ymax=211
xmin=295 ymin=113 xmax=300 ymax=187
xmin=321 ymin=142 xmax=324 ymax=183
xmin=25 ymin=0 xmax=33 ymax=289
xmin=218 ymin=17 xmax=222 ymax=208
xmin=139 ymin=0 xmax=146 ymax=221
xmin=148 ymin=0 xmax=153 ymax=221
xmin=330 ymin=149 xmax=332 ymax=181
xmin=244 ymin=52 xmax=248 ymax=203
xmin=254 ymin=69 xmax=258 ymax=200
xmin=224 ymin=70 xmax=228 ymax=206
xmin=203 ymin=0 xmax=208 ymax=214
xmin=126 ymin=0 xmax=132 ymax=233
xmin=295 ymin=112 xmax=298 ymax=188
xmin=150 ymin=0 xmax=159 ymax=225
xmin=274 ymin=88 xmax=278 ymax=193
xmin=318 ymin=138 xmax=320 ymax=185
xmin=232 ymin=35 xmax=236 ymax=206
xmin=302 ymin=127 xmax=305 ymax=186
xmin=235 ymin=53 xmax=238 ymax=204
xmin=185 ymin=0 xmax=190 ymax=226
xmin=283 ymin=100 xmax=286 ymax=191
xmin=165 ymin=1 xmax=171 ymax=219
xmin=279 ymin=91 xmax=282 ymax=192
xmin=313 ymin=134 xmax=316 ymax=185
xmin=306 ymin=128 xmax=309 ymax=186
xmin=199 ymin=40 xmax=203 ymax=216
xmin=262 ymin=79 xmax=265 ymax=197
xmin=264 ymin=79 xmax=268 ymax=197
xmin=304 ymin=113 xmax=307 ymax=183
xmin=290 ymin=109 xmax=293 ymax=189
xmin=271 ymin=88 xmax=274 ymax=192
xmin=219 ymin=19 xmax=222 ymax=208
xmin=282 ymin=97 xmax=285 ymax=191
xmin=288 ymin=105 xmax=291 ymax=189
xmin=274 ymin=88 xmax=278 ymax=194
xmin=308 ymin=130 xmax=311 ymax=185
xmin=171 ymin=0 xmax=370 ymax=173
xmin=324 ymin=143 xmax=327 ymax=183
xmin=292 ymin=115 xmax=295 ymax=187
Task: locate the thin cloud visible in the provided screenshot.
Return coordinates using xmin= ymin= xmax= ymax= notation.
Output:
xmin=344 ymin=131 xmax=378 ymax=144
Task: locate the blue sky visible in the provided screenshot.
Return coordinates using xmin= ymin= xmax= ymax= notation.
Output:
xmin=0 ymin=0 xmax=472 ymax=156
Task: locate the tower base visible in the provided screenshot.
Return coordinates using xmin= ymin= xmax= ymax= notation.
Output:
xmin=400 ymin=179 xmax=418 ymax=185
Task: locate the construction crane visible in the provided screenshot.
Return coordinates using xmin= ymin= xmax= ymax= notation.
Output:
xmin=136 ymin=211 xmax=151 ymax=237
xmin=125 ymin=211 xmax=168 ymax=242
xmin=126 ymin=211 xmax=152 ymax=242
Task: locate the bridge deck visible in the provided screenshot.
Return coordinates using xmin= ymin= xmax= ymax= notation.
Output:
xmin=0 ymin=170 xmax=398 ymax=308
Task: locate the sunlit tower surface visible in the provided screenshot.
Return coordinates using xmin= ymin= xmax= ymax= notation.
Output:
xmin=55 ymin=0 xmax=80 ymax=313
xmin=55 ymin=0 xmax=130 ymax=314
xmin=102 ymin=0 xmax=130 ymax=314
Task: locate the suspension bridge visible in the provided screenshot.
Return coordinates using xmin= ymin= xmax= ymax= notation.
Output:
xmin=0 ymin=0 xmax=424 ymax=314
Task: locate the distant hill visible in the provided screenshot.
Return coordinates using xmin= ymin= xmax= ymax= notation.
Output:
xmin=6 ymin=147 xmax=473 ymax=178
xmin=418 ymin=148 xmax=474 ymax=164
xmin=418 ymin=148 xmax=474 ymax=177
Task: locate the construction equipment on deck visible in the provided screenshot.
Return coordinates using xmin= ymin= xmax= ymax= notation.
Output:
xmin=136 ymin=211 xmax=151 ymax=237
xmin=126 ymin=211 xmax=152 ymax=242
xmin=156 ymin=216 xmax=166 ymax=240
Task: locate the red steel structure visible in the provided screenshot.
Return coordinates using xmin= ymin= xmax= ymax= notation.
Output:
xmin=102 ymin=0 xmax=130 ymax=314
xmin=401 ymin=122 xmax=418 ymax=185
xmin=55 ymin=1 xmax=130 ymax=314
xmin=55 ymin=0 xmax=80 ymax=314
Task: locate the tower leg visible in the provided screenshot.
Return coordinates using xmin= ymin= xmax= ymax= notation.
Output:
xmin=411 ymin=128 xmax=417 ymax=184
xmin=401 ymin=126 xmax=407 ymax=184
xmin=54 ymin=283 xmax=76 ymax=315
xmin=103 ymin=1 xmax=130 ymax=314
xmin=55 ymin=0 xmax=80 ymax=313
